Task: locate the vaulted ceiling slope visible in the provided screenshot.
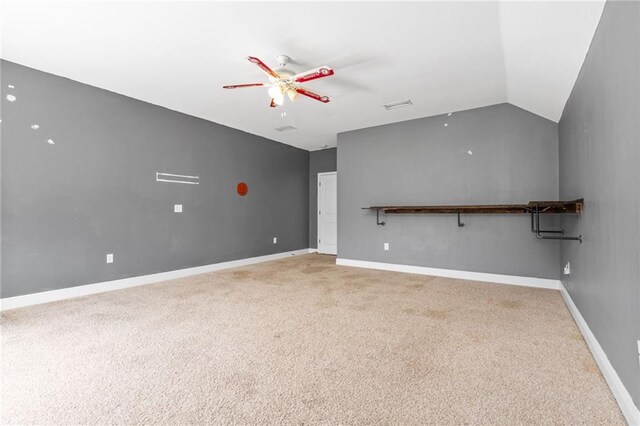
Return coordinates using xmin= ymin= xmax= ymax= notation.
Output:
xmin=1 ymin=1 xmax=604 ymax=151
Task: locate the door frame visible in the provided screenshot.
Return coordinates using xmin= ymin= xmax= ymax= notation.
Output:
xmin=317 ymin=171 xmax=337 ymax=255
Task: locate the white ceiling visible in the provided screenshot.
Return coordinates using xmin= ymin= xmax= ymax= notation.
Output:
xmin=1 ymin=1 xmax=604 ymax=151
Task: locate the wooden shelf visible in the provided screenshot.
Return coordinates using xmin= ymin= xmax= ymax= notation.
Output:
xmin=363 ymin=199 xmax=584 ymax=242
xmin=364 ymin=199 xmax=583 ymax=215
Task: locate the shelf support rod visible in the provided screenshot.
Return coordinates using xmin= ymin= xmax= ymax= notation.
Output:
xmin=530 ymin=210 xmax=564 ymax=234
xmin=534 ymin=205 xmax=582 ymax=243
xmin=376 ymin=209 xmax=385 ymax=226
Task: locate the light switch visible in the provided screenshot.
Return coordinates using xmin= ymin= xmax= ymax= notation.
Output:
xmin=174 ymin=204 xmax=183 ymax=213
xmin=106 ymin=253 xmax=114 ymax=264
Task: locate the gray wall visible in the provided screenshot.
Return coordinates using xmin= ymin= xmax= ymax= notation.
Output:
xmin=309 ymin=148 xmax=337 ymax=249
xmin=1 ymin=60 xmax=309 ymax=298
xmin=337 ymin=103 xmax=560 ymax=279
xmin=558 ymin=1 xmax=639 ymax=407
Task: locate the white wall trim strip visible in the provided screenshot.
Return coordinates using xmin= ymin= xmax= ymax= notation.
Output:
xmin=560 ymin=284 xmax=640 ymax=426
xmin=0 ymin=249 xmax=314 ymax=311
xmin=336 ymin=258 xmax=561 ymax=290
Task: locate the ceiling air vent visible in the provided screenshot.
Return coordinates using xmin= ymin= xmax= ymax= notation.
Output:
xmin=275 ymin=125 xmax=297 ymax=132
xmin=383 ymin=99 xmax=413 ymax=110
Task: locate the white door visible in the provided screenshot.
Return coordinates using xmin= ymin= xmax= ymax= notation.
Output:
xmin=318 ymin=172 xmax=337 ymax=255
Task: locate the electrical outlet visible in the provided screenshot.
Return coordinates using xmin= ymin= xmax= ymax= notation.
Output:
xmin=106 ymin=253 xmax=114 ymax=264
xmin=273 ymin=237 xmax=277 ymax=244
xmin=174 ymin=204 xmax=183 ymax=213
xmin=563 ymin=262 xmax=571 ymax=275
xmin=384 ymin=242 xmax=389 ymax=251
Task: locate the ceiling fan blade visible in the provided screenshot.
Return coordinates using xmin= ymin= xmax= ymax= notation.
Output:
xmin=295 ymin=87 xmax=330 ymax=103
xmin=222 ymin=83 xmax=266 ymax=89
xmin=247 ymin=56 xmax=280 ymax=80
xmin=270 ymin=98 xmax=277 ymax=108
xmin=293 ymin=66 xmax=334 ymax=83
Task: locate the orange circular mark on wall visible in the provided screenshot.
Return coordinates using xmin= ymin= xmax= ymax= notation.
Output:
xmin=237 ymin=182 xmax=248 ymax=196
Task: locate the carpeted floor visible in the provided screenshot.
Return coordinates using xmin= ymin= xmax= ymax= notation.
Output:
xmin=1 ymin=253 xmax=624 ymax=424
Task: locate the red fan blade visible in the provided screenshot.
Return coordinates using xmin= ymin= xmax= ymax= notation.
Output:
xmin=247 ymin=56 xmax=280 ymax=79
xmin=270 ymin=98 xmax=277 ymax=108
xmin=293 ymin=66 xmax=334 ymax=83
xmin=295 ymin=87 xmax=330 ymax=103
xmin=223 ymin=83 xmax=265 ymax=89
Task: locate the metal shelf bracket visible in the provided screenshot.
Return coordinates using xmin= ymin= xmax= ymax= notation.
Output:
xmin=532 ymin=205 xmax=582 ymax=243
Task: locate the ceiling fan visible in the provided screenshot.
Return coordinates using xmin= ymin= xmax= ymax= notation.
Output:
xmin=223 ymin=55 xmax=334 ymax=108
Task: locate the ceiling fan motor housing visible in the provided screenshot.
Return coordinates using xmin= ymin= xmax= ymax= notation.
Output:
xmin=274 ymin=69 xmax=295 ymax=79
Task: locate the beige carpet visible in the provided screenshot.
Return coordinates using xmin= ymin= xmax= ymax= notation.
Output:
xmin=1 ymin=254 xmax=624 ymax=425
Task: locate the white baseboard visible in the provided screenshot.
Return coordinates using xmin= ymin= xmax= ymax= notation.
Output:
xmin=336 ymin=258 xmax=561 ymax=290
xmin=560 ymin=284 xmax=640 ymax=426
xmin=0 ymin=249 xmax=314 ymax=311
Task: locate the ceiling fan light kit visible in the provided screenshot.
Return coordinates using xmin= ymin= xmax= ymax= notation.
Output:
xmin=223 ymin=55 xmax=334 ymax=108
